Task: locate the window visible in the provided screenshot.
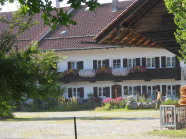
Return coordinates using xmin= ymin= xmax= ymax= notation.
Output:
xmin=97 ymin=60 xmax=106 ymax=68
xmin=68 ymin=87 xmax=84 ymax=99
xmin=133 ymin=86 xmax=137 ymax=95
xmin=128 ymin=86 xmax=133 ymax=95
xmin=147 ymin=86 xmax=151 ymax=96
xmin=113 ymin=59 xmax=121 ymax=68
xmin=123 ymin=87 xmax=128 ymax=96
xmin=97 ymin=87 xmax=107 ymax=97
xmin=128 ymin=59 xmax=136 ymax=68
xmin=152 ymin=86 xmax=156 ymax=96
xmin=68 ymin=61 xmax=83 ymax=70
xmin=172 ymin=85 xmax=176 ymax=96
xmin=71 ymin=62 xmax=77 ymax=69
xmin=147 ymin=58 xmax=155 ymax=68
xmin=167 ymin=57 xmax=175 ymax=67
xmin=59 ymin=30 xmax=67 ymax=34
xmin=73 ymin=88 xmax=76 ymax=97
xmin=167 ymin=85 xmax=172 ymax=95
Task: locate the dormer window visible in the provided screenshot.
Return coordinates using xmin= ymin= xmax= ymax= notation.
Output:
xmin=59 ymin=30 xmax=67 ymax=34
xmin=85 ymin=7 xmax=89 ymax=11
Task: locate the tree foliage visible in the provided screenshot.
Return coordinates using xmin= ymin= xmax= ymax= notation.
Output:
xmin=164 ymin=0 xmax=186 ymax=60
xmin=0 ymin=0 xmax=100 ymax=29
xmin=0 ymin=31 xmax=64 ymax=118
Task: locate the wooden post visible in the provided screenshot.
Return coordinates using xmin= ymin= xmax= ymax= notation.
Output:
xmin=74 ymin=117 xmax=77 ymax=139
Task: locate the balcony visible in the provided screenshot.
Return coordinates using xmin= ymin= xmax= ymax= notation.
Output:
xmin=60 ymin=67 xmax=181 ymax=83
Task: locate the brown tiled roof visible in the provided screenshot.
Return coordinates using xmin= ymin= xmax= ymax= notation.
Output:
xmin=0 ymin=1 xmax=137 ymax=50
xmin=0 ymin=12 xmax=49 ymax=50
xmin=39 ymin=1 xmax=136 ymax=50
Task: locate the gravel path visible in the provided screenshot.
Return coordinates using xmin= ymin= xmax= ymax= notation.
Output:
xmin=0 ymin=110 xmax=177 ymax=139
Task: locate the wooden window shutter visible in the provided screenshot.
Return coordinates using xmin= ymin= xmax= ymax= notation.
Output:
xmin=162 ymin=85 xmax=166 ymax=96
xmin=123 ymin=59 xmax=128 ymax=68
xmin=161 ymin=56 xmax=166 ymax=68
xmin=142 ymin=86 xmax=147 ymax=98
xmin=105 ymin=59 xmax=109 ymax=68
xmin=77 ymin=61 xmax=83 ymax=70
xmin=176 ymin=85 xmax=181 ymax=98
xmin=175 ymin=56 xmax=180 ymax=67
xmin=68 ymin=62 xmax=71 ymax=69
xmin=78 ymin=87 xmax=84 ymax=98
xmin=137 ymin=86 xmax=141 ymax=94
xmin=68 ymin=88 xmax=72 ymax=98
xmin=136 ymin=58 xmax=140 ymax=66
xmin=106 ymin=87 xmax=110 ymax=97
xmin=123 ymin=86 xmax=128 ymax=95
xmin=93 ymin=60 xmax=97 ymax=69
xmin=93 ymin=87 xmax=98 ymax=97
xmin=142 ymin=57 xmax=146 ymax=67
xmin=155 ymin=57 xmax=160 ymax=68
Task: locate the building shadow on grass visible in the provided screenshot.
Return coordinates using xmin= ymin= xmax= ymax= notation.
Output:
xmin=5 ymin=117 xmax=159 ymax=121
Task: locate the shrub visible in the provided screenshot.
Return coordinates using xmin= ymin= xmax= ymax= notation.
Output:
xmin=126 ymin=96 xmax=136 ymax=102
xmin=87 ymin=94 xmax=102 ymax=108
xmin=102 ymin=97 xmax=127 ymax=110
xmin=58 ymin=97 xmax=78 ymax=111
xmin=0 ymin=101 xmax=14 ymax=119
xmin=138 ymin=96 xmax=147 ymax=103
xmin=161 ymin=98 xmax=178 ymax=105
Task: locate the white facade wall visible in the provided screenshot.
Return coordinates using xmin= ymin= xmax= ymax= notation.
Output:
xmin=56 ymin=47 xmax=186 ymax=99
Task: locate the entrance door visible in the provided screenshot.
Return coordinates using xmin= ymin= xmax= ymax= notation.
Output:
xmin=112 ymin=85 xmax=122 ymax=98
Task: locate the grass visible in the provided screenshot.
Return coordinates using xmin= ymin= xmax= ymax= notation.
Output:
xmin=146 ymin=129 xmax=186 ymax=138
xmin=94 ymin=107 xmax=156 ymax=112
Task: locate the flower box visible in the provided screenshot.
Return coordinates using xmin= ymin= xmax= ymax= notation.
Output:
xmin=79 ymin=69 xmax=96 ymax=78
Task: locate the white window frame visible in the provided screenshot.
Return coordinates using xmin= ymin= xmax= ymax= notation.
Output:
xmin=128 ymin=59 xmax=136 ymax=68
xmin=166 ymin=57 xmax=175 ymax=68
xmin=97 ymin=60 xmax=106 ymax=68
xmin=70 ymin=88 xmax=81 ymax=99
xmin=97 ymin=87 xmax=107 ymax=97
xmin=71 ymin=61 xmax=77 ymax=69
xmin=128 ymin=86 xmax=133 ymax=95
xmin=113 ymin=59 xmax=121 ymax=69
xmin=146 ymin=58 xmax=155 ymax=68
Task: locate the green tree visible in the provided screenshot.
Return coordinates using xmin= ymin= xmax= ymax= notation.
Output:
xmin=0 ymin=31 xmax=64 ymax=119
xmin=0 ymin=0 xmax=100 ymax=28
xmin=164 ymin=0 xmax=186 ymax=60
xmin=0 ymin=0 xmax=100 ymax=118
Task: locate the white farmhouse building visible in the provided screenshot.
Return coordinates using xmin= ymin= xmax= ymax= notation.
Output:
xmin=0 ymin=0 xmax=185 ymax=100
xmin=38 ymin=0 xmax=186 ymax=100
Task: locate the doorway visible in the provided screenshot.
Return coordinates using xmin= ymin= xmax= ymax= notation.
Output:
xmin=112 ymin=85 xmax=122 ymax=98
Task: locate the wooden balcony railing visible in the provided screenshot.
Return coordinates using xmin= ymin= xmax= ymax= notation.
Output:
xmin=60 ymin=67 xmax=181 ymax=83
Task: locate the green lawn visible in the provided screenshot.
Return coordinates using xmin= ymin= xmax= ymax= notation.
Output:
xmin=146 ymin=129 xmax=186 ymax=138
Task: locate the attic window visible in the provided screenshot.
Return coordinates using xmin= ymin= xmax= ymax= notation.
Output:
xmin=84 ymin=7 xmax=89 ymax=11
xmin=59 ymin=30 xmax=67 ymax=34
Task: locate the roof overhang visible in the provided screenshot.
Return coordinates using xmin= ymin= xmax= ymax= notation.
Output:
xmin=94 ymin=0 xmax=180 ymax=55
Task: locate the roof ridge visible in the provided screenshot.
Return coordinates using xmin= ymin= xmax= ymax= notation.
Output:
xmin=94 ymin=0 xmax=139 ymax=41
xmin=45 ymin=35 xmax=96 ymax=40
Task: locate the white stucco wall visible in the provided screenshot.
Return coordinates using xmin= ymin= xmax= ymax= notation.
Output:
xmin=57 ymin=47 xmax=178 ymax=72
xmin=56 ymin=47 xmax=186 ymax=99
xmin=62 ymin=79 xmax=184 ymax=99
